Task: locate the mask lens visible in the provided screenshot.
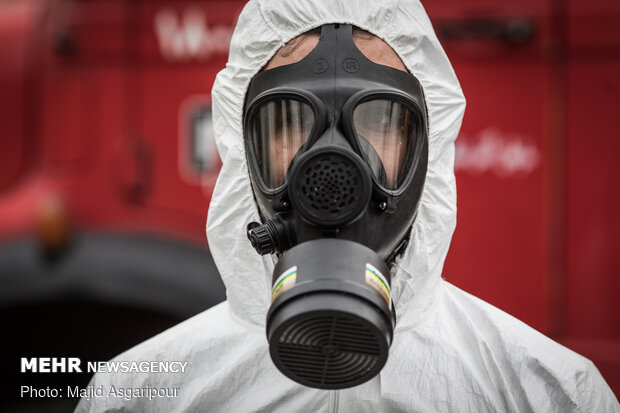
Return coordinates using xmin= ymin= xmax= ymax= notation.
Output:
xmin=251 ymin=99 xmax=315 ymax=189
xmin=353 ymin=99 xmax=416 ymax=190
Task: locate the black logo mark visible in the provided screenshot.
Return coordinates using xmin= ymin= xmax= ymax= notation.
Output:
xmin=342 ymin=58 xmax=359 ymax=73
xmin=312 ymin=58 xmax=329 ymax=74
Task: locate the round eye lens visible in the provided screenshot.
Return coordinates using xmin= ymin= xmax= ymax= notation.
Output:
xmin=353 ymin=99 xmax=416 ymax=190
xmin=250 ymin=99 xmax=315 ymax=189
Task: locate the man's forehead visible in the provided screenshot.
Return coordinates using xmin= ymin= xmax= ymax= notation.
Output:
xmin=263 ymin=28 xmax=407 ymax=72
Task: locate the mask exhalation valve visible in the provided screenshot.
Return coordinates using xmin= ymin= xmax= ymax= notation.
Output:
xmin=288 ymin=147 xmax=372 ymax=228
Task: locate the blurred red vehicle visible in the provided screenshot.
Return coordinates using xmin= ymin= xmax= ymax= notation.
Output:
xmin=0 ymin=0 xmax=241 ymax=410
xmin=0 ymin=0 xmax=618 ymax=410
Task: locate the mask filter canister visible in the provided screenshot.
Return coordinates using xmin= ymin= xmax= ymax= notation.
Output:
xmin=266 ymin=238 xmax=396 ymax=389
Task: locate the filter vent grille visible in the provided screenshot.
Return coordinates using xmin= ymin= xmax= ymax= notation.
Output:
xmin=273 ymin=313 xmax=383 ymax=388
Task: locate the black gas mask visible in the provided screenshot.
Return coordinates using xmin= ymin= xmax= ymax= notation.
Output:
xmin=244 ymin=24 xmax=428 ymax=389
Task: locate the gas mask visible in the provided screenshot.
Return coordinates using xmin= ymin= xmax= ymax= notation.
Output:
xmin=244 ymin=24 xmax=428 ymax=389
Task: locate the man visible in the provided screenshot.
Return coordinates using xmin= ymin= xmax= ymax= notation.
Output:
xmin=76 ymin=0 xmax=619 ymax=411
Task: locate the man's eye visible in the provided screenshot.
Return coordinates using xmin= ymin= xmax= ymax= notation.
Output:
xmin=357 ymin=111 xmax=389 ymax=131
xmin=369 ymin=111 xmax=389 ymax=127
xmin=287 ymin=113 xmax=312 ymax=129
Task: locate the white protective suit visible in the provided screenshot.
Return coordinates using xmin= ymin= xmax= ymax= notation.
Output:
xmin=75 ymin=0 xmax=619 ymax=411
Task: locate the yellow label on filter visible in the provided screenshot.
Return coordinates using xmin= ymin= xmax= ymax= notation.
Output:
xmin=271 ymin=266 xmax=297 ymax=302
xmin=365 ymin=263 xmax=391 ymax=306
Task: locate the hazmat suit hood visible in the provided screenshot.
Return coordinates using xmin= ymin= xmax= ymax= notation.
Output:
xmin=206 ymin=0 xmax=466 ymax=329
